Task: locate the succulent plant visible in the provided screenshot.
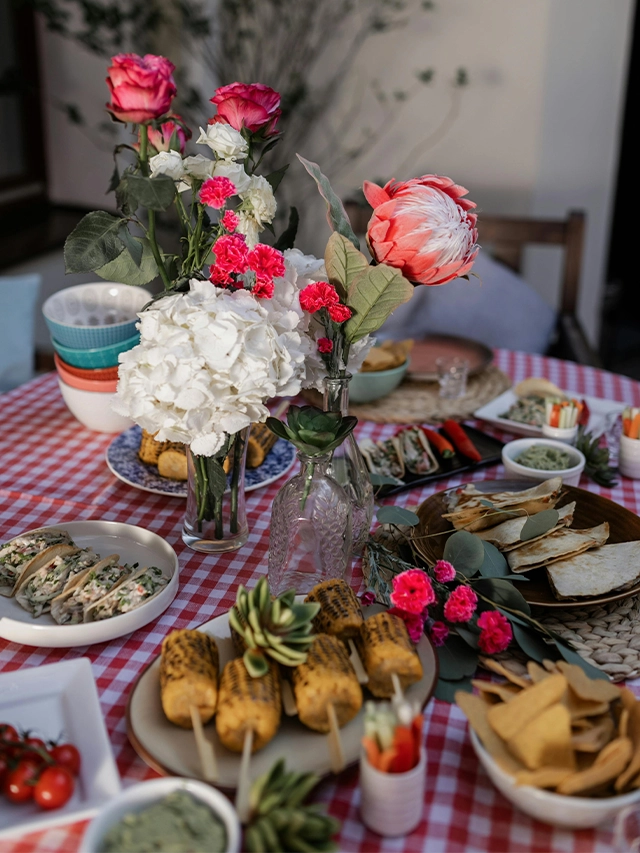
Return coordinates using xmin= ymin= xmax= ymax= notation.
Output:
xmin=266 ymin=405 xmax=357 ymax=457
xmin=229 ymin=577 xmax=320 ymax=677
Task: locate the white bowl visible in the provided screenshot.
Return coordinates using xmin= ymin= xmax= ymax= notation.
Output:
xmin=58 ymin=377 xmax=133 ymax=433
xmin=470 ymin=729 xmax=640 ymax=829
xmin=501 ymin=437 xmax=586 ymax=487
xmin=80 ymin=777 xmax=241 ymax=853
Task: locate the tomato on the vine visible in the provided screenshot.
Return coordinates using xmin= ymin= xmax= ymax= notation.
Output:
xmin=4 ymin=760 xmax=40 ymax=803
xmin=0 ymin=723 xmax=19 ymax=742
xmin=0 ymin=755 xmax=10 ymax=787
xmin=33 ymin=766 xmax=74 ymax=810
xmin=49 ymin=743 xmax=81 ymax=776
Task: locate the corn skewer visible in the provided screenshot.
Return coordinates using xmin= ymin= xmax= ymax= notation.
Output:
xmin=327 ymin=702 xmax=346 ymax=773
xmin=235 ymin=729 xmax=254 ymax=824
xmin=348 ymin=639 xmax=369 ymax=684
xmin=189 ymin=704 xmax=218 ymax=782
xmin=280 ymin=674 xmax=298 ymax=716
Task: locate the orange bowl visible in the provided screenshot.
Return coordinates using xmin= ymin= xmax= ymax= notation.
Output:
xmin=56 ymin=356 xmax=118 ymax=393
xmin=54 ymin=352 xmax=120 ymax=382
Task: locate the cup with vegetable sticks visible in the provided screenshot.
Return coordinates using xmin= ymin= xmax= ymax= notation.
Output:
xmin=619 ymin=407 xmax=640 ymax=479
xmin=541 ymin=397 xmax=583 ymax=443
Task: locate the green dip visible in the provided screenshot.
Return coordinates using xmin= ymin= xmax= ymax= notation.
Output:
xmin=515 ymin=444 xmax=573 ymax=471
xmin=100 ymin=790 xmax=227 ymax=853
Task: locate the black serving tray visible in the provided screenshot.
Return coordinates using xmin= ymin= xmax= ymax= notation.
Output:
xmin=374 ymin=423 xmax=504 ymax=497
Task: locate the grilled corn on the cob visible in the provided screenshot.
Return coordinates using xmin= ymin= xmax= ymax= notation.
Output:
xmin=292 ymin=633 xmax=362 ymax=732
xmin=139 ymin=429 xmax=185 ymax=465
xmin=215 ymin=657 xmax=282 ymax=752
xmin=247 ymin=422 xmax=278 ymax=468
xmin=356 ymin=611 xmax=423 ymax=698
xmin=159 ymin=629 xmax=219 ymax=728
xmin=304 ymin=579 xmax=363 ymax=640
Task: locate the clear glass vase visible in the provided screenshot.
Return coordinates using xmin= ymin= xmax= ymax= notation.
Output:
xmin=322 ymin=374 xmax=374 ymax=554
xmin=268 ymin=450 xmax=352 ymax=595
xmin=182 ymin=427 xmax=250 ymax=553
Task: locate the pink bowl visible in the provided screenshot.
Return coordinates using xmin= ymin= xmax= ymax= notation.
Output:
xmin=56 ymin=358 xmax=118 ymax=393
xmin=54 ymin=352 xmax=120 ymax=382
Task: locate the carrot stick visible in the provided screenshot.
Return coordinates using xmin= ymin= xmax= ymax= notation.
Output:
xmin=378 ymin=747 xmax=398 ymax=773
xmin=421 ymin=427 xmax=455 ymax=458
xmin=629 ymin=413 xmax=640 ymax=440
xmin=362 ymin=736 xmax=381 ymax=770
xmin=624 ymin=417 xmax=633 ymax=437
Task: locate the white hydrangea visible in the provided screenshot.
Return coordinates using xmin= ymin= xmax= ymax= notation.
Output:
xmin=113 ymin=279 xmax=309 ymax=456
xmin=149 ymin=151 xmax=185 ymax=181
xmin=239 ymin=175 xmax=277 ymax=227
xmin=197 ymin=123 xmax=248 ymax=161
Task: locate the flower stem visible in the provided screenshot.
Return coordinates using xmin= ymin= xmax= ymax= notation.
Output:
xmin=229 ymin=431 xmax=244 ymax=534
xmin=138 ymin=124 xmax=172 ymax=291
xmin=300 ymin=460 xmax=315 ymax=512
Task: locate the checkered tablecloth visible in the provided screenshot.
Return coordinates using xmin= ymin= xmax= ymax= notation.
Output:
xmin=2 ymin=350 xmax=640 ymax=853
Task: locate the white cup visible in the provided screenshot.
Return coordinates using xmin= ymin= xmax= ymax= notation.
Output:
xmin=359 ymin=747 xmax=425 ymax=837
xmin=541 ymin=422 xmax=578 ymax=444
xmin=619 ymin=434 xmax=640 ymax=479
xmin=435 ymin=356 xmax=469 ymax=400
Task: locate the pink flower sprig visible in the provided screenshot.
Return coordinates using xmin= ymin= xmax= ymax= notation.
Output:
xmin=299 ymin=282 xmax=352 ymax=323
xmin=443 ymin=585 xmax=478 ymax=623
xmin=208 ymin=235 xmax=285 ymax=298
xmin=433 ymin=560 xmax=456 ymax=583
xmin=200 ymin=176 xmax=237 ymax=209
xmin=477 ymin=610 xmax=512 ymax=654
xmin=390 ymin=569 xmax=435 ymax=614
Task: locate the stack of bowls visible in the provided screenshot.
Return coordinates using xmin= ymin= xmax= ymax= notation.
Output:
xmin=42 ymin=282 xmax=151 ymax=433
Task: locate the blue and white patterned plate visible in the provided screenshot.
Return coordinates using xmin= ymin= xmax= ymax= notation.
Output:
xmin=105 ymin=425 xmax=297 ymax=497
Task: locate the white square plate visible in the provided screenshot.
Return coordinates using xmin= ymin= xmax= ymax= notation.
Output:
xmin=0 ymin=658 xmax=121 ymax=839
xmin=473 ymin=389 xmax=626 ymax=438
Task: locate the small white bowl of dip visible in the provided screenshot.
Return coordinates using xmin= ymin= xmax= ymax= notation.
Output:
xmin=502 ymin=437 xmax=586 ymax=487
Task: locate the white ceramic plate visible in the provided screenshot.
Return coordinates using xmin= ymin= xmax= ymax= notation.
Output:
xmin=126 ymin=605 xmax=438 ymax=791
xmin=106 ymin=425 xmax=297 ymax=498
xmin=473 ymin=388 xmax=625 ymax=438
xmin=0 ymin=521 xmax=179 ymax=648
xmin=0 ymin=658 xmax=121 ymax=839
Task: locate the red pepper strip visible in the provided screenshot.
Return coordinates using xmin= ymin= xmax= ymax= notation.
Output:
xmin=421 ymin=427 xmax=455 ymax=458
xmin=411 ymin=714 xmax=424 ymax=766
xmin=577 ymin=398 xmax=590 ymax=427
xmin=378 ymin=747 xmax=398 ymax=773
xmin=441 ymin=420 xmax=482 ymax=462
xmin=389 ymin=727 xmax=415 ymax=773
xmin=362 ymin=736 xmax=382 ymax=770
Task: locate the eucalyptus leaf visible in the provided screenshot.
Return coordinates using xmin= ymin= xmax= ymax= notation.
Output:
xmin=479 ymin=541 xmax=509 ymax=578
xmin=504 ymin=574 xmax=530 ymax=581
xmin=474 ymin=577 xmax=531 ymax=615
xmin=95 ymin=237 xmax=158 ymax=286
xmin=479 ymin=499 xmax=495 ymax=507
xmin=125 ymin=173 xmax=176 ymax=211
xmin=443 ymin=530 xmax=485 ymax=578
xmin=273 ymin=206 xmax=299 ymax=252
xmin=296 ymin=154 xmax=360 ymax=249
xmin=265 ymin=164 xmax=289 ymax=193
xmin=205 ymin=456 xmax=227 ymax=500
xmin=520 ymin=509 xmax=559 ymax=541
xmin=324 ymin=232 xmax=369 ymax=299
xmin=436 ymin=635 xmax=478 ymax=680
xmin=497 ymin=608 xmax=533 ymax=629
xmin=376 ymin=506 xmax=420 ymax=526
xmin=455 ymin=625 xmax=480 ymax=650
xmin=435 ymin=676 xmax=473 ymax=703
xmin=555 ymin=640 xmax=610 ymax=681
xmin=512 ymin=623 xmax=552 ymax=663
xmin=343 ymin=264 xmax=414 ymax=343
xmin=64 ymin=211 xmax=124 ymax=274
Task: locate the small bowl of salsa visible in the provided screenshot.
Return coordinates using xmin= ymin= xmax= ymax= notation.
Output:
xmin=501 ymin=437 xmax=586 ymax=487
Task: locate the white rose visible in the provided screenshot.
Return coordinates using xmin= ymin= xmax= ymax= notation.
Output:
xmin=149 ymin=151 xmax=185 ymax=181
xmin=239 ymin=175 xmax=276 ymax=226
xmin=212 ymin=160 xmax=251 ymax=194
xmin=235 ymin=212 xmax=260 ymax=249
xmin=182 ymin=155 xmax=214 ymax=181
xmin=197 ymin=123 xmax=248 ymax=161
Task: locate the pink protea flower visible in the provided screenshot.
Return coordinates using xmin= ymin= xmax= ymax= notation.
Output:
xmin=317 ymin=338 xmax=333 ymax=354
xmin=429 ymin=621 xmax=449 ymax=647
xmin=477 ymin=610 xmax=513 ymax=655
xmin=200 ymin=176 xmax=237 ymax=209
xmin=327 ymin=303 xmax=352 ymax=323
xmin=147 ymin=115 xmax=190 ymax=153
xmin=434 ymin=560 xmax=456 ymax=583
xmin=209 ymin=233 xmax=249 ymax=285
xmin=221 ymin=210 xmax=239 ymax=231
xmin=443 ymin=585 xmax=478 ymax=623
xmin=106 ymin=53 xmax=176 ymax=124
xmin=390 ymin=569 xmax=436 ymax=615
xmin=248 ymin=244 xmax=286 ymax=282
xmin=363 ymin=175 xmax=478 ymax=286
xmin=210 ymin=82 xmax=282 ymax=137
xmin=388 ymin=606 xmax=426 ymax=644
xmin=299 ymin=282 xmax=340 ymax=313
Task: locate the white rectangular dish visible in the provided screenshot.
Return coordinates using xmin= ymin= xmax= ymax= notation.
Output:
xmin=473 ymin=389 xmax=626 ymax=438
xmin=0 ymin=658 xmax=121 ymax=839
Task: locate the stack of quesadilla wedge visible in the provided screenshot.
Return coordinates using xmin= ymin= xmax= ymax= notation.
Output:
xmin=506 ymin=522 xmax=610 ymax=574
xmin=546 ymin=541 xmax=640 ymax=599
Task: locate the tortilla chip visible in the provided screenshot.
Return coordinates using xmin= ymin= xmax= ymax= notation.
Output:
xmin=571 ymin=717 xmax=615 ymax=752
xmin=620 ymin=688 xmax=638 ymax=714
xmin=527 ymin=661 xmax=552 ymax=683
xmin=615 ymin=702 xmax=640 ymax=791
xmin=507 ymin=523 xmax=609 ymax=574
xmin=479 ymin=657 xmax=531 ymax=688
xmin=562 ymin=687 xmax=610 ymax=721
xmin=556 ymin=737 xmax=633 ymax=795
xmin=471 ymin=680 xmax=521 ymax=702
xmin=488 ymin=674 xmax=566 ymax=742
xmin=547 ymin=540 xmax=640 ymax=599
xmin=543 ymin=659 xmax=561 ymax=674
xmin=507 ymin=703 xmax=575 ymax=770
xmin=555 ymin=662 xmax=621 ymax=703
xmin=455 ymin=691 xmax=524 ymax=774
xmin=515 ymin=767 xmax=574 ymax=789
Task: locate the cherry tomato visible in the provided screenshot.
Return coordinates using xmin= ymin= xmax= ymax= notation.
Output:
xmin=0 ymin=723 xmax=19 ymax=742
xmin=33 ymin=766 xmax=74 ymax=810
xmin=22 ymin=737 xmax=49 ymax=765
xmin=0 ymin=724 xmax=22 ymax=760
xmin=0 ymin=755 xmax=9 ymax=787
xmin=49 ymin=744 xmax=81 ymax=776
xmin=4 ymin=760 xmax=40 ymax=803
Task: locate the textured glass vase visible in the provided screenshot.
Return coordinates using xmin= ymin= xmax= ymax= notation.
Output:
xmin=182 ymin=427 xmax=249 ymax=553
xmin=268 ymin=450 xmax=352 ymax=595
xmin=322 ymin=374 xmax=374 ymax=554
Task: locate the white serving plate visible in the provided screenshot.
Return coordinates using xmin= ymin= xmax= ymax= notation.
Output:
xmin=126 ymin=604 xmax=438 ymax=791
xmin=474 ymin=388 xmax=625 ymax=438
xmin=0 ymin=521 xmax=179 ymax=648
xmin=0 ymin=658 xmax=121 ymax=839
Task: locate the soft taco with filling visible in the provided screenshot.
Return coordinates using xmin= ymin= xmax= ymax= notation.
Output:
xmin=84 ymin=565 xmax=169 ymax=622
xmin=15 ymin=548 xmax=103 ymax=617
xmin=0 ymin=528 xmax=76 ymax=597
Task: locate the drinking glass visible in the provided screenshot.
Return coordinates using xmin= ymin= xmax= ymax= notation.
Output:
xmin=435 ymin=356 xmax=469 ymax=399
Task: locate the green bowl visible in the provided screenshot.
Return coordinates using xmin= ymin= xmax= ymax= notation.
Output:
xmin=52 ymin=332 xmax=140 ymax=369
xmin=349 ymin=360 xmax=409 ymax=404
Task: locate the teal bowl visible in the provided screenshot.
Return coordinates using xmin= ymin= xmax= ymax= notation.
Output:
xmin=349 ymin=360 xmax=409 ymax=404
xmin=52 ymin=332 xmax=140 ymax=369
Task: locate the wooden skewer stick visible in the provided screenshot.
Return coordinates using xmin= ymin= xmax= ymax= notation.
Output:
xmin=235 ymin=728 xmax=254 ymax=824
xmin=326 ymin=702 xmax=346 ymax=774
xmin=280 ymin=674 xmax=298 ymax=716
xmin=189 ymin=704 xmax=217 ymax=782
xmin=391 ymin=672 xmax=405 ymax=704
xmin=347 ymin=639 xmax=369 ymax=684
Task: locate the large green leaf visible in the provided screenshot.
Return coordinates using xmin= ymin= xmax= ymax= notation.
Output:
xmin=474 ymin=577 xmax=531 ymax=616
xmin=273 ymin=207 xmax=299 ymax=252
xmin=324 ymin=233 xmax=369 ymax=300
xmin=206 ymin=455 xmax=228 ymax=501
xmin=296 ymin=154 xmax=360 ymax=249
xmin=511 ymin=623 xmax=551 ymax=663
xmin=95 ymin=238 xmax=158 ymax=286
xmin=520 ymin=509 xmax=559 ymax=541
xmin=343 ymin=263 xmax=414 ymax=343
xmin=436 ymin=635 xmax=478 ymax=680
xmin=478 ymin=541 xmax=509 ymax=578
xmin=444 ymin=530 xmax=485 ymax=578
xmin=64 ymin=211 xmax=125 ymax=273
xmin=376 ymin=506 xmax=420 ymax=527
xmin=435 ymin=676 xmax=473 ymax=703
xmin=265 ymin=164 xmax=288 ymax=193
xmin=125 ymin=173 xmax=176 ymax=211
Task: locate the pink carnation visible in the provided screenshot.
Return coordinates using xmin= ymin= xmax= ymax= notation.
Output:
xmin=299 ymin=282 xmax=340 ymax=314
xmin=360 ymin=590 xmax=377 ymax=607
xmin=200 ymin=176 xmax=236 ymax=209
xmin=434 ymin=560 xmax=456 ymax=583
xmin=388 ymin=607 xmax=426 ymax=644
xmin=429 ymin=621 xmax=449 ymax=647
xmin=248 ymin=244 xmax=286 ymax=281
xmin=221 ymin=210 xmax=239 ymax=231
xmin=317 ymin=337 xmax=333 ymax=354
xmin=443 ymin=585 xmax=477 ymax=623
xmin=209 ymin=265 xmax=232 ymax=286
xmin=390 ymin=569 xmax=436 ymax=615
xmin=477 ymin=610 xmax=513 ymax=655
xmin=211 ymin=233 xmax=249 ymax=275
xmin=252 ymin=278 xmax=275 ymax=299
xmin=327 ymin=303 xmax=352 ymax=323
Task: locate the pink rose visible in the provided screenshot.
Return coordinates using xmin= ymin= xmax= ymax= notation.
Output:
xmin=147 ymin=116 xmax=189 ymax=153
xmin=429 ymin=621 xmax=449 ymax=647
xmin=106 ymin=53 xmax=177 ymax=124
xmin=317 ymin=338 xmax=333 ymax=354
xmin=443 ymin=585 xmax=478 ymax=623
xmin=477 ymin=610 xmax=513 ymax=655
xmin=434 ymin=560 xmax=456 ymax=583
xmin=327 ymin=303 xmax=352 ymax=323
xmin=200 ymin=177 xmax=237 ymax=209
xmin=363 ymin=175 xmax=478 ymax=286
xmin=390 ymin=569 xmax=436 ymax=615
xmin=299 ymin=282 xmax=340 ymax=313
xmin=209 ymin=82 xmax=282 ymax=137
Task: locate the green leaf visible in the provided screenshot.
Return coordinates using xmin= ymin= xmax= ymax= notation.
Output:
xmin=478 ymin=541 xmax=509 ymax=578
xmin=436 ymin=635 xmax=478 ymax=680
xmin=95 ymin=238 xmax=158 ymax=286
xmin=64 ymin=211 xmax=125 ymax=274
xmin=511 ymin=623 xmax=551 ymax=663
xmin=496 ymin=607 xmax=532 ymax=628
xmin=273 ymin=206 xmax=299 ymax=252
xmin=554 ymin=640 xmax=610 ymax=681
xmin=265 ymin=417 xmax=290 ymax=440
xmin=376 ymin=506 xmax=420 ymax=526
xmin=455 ymin=625 xmax=480 ymax=649
xmin=343 ymin=263 xmax=414 ymax=343
xmin=435 ymin=675 xmax=473 ymax=703
xmin=324 ymin=232 xmax=369 ymax=300
xmin=520 ymin=509 xmax=559 ymax=541
xmin=205 ymin=456 xmax=227 ymax=501
xmin=125 ymin=173 xmax=176 ymax=211
xmin=474 ymin=578 xmax=531 ymax=616
xmin=118 ymin=224 xmax=143 ymax=267
xmin=244 ymin=649 xmax=269 ymax=678
xmin=443 ymin=530 xmax=485 ymax=578
xmin=107 ymin=162 xmax=120 ymax=194
xmin=296 ymin=154 xmax=360 ymax=249
xmin=265 ymin=164 xmax=288 ymax=193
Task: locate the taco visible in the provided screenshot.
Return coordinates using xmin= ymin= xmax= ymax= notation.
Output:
xmin=50 ymin=555 xmax=133 ymax=625
xmin=0 ymin=528 xmax=76 ymax=597
xmin=14 ymin=548 xmax=103 ymax=617
xmin=359 ymin=437 xmax=405 ymax=479
xmin=84 ymin=565 xmax=169 ymax=622
xmin=396 ymin=427 xmax=439 ymax=476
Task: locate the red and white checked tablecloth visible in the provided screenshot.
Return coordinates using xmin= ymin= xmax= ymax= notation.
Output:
xmin=2 ymin=350 xmax=640 ymax=853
